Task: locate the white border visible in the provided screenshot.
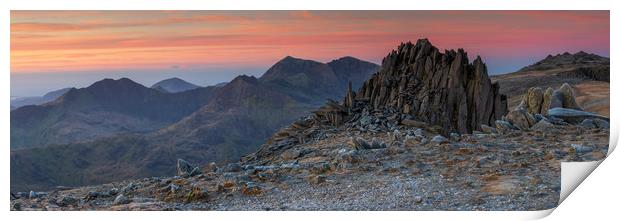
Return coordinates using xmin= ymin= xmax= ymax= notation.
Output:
xmin=1 ymin=0 xmax=616 ymax=220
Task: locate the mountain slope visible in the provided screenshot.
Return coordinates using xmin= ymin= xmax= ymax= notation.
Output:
xmin=10 ymin=87 xmax=73 ymax=109
xmin=491 ymin=51 xmax=609 ymax=116
xmin=151 ymin=77 xmax=200 ymax=93
xmin=11 ymin=56 xmax=379 ymax=191
xmin=10 ymin=78 xmax=217 ymax=149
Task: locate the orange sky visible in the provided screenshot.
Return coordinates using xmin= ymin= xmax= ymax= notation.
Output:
xmin=10 ymin=11 xmax=610 ymax=96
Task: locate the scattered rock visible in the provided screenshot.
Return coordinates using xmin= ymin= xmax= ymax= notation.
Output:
xmin=413 ymin=129 xmax=425 ymax=138
xmin=241 ymin=182 xmax=262 ymax=195
xmin=350 ymin=137 xmax=386 ymax=150
xmin=414 ymin=196 xmax=423 ymax=204
xmin=57 ymin=196 xmax=78 ymax=207
xmin=570 ymin=144 xmax=593 ymax=154
xmin=401 ymin=119 xmax=428 ymax=128
xmin=449 ymin=133 xmax=461 ymax=141
xmin=480 ymin=125 xmax=497 ymax=134
xmin=388 ymin=129 xmax=402 ymax=143
xmin=121 ymin=182 xmax=136 ymax=194
xmin=203 ymin=162 xmax=219 ymax=173
xmin=312 ymin=175 xmax=327 ymax=184
xmin=28 ymin=191 xmax=37 ymax=199
xmin=504 ymin=109 xmax=536 ymax=130
xmin=177 ymin=159 xmax=201 ymax=177
xmin=113 ymin=194 xmax=131 ymax=205
xmin=495 ymin=120 xmax=517 ymax=134
xmin=222 ymin=163 xmax=242 ymax=173
xmin=531 ymin=120 xmax=555 ymax=131
xmin=431 ymin=135 xmax=448 ymax=144
xmin=370 ymin=138 xmax=388 ymax=149
xmin=580 ymin=118 xmax=610 ymax=129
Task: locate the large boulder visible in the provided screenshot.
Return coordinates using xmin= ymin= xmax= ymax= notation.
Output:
xmin=504 ymin=109 xmax=536 ymax=130
xmin=176 ymin=159 xmax=201 ymax=177
xmin=541 ymin=87 xmax=554 ymax=115
xmin=548 ymin=83 xmax=583 ymax=110
xmin=351 ymin=39 xmax=507 ymax=134
xmin=517 ymin=87 xmax=544 ymax=114
xmin=547 ymin=108 xmax=608 ymax=124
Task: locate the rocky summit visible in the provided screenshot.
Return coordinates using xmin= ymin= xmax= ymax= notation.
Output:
xmin=10 ymin=40 xmax=609 ymax=211
xmin=352 ymin=39 xmax=507 ymax=134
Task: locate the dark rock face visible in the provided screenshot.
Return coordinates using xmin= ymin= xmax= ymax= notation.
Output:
xmin=353 ymin=39 xmax=507 ymax=134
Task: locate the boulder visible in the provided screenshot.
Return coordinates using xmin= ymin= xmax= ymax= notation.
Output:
xmin=557 ymin=83 xmax=583 ymax=110
xmin=504 ymin=109 xmax=536 ymax=130
xmin=548 ymin=83 xmax=583 ymax=110
xmin=541 ymin=87 xmax=554 ymax=114
xmin=517 ymin=87 xmax=544 ymax=114
xmin=203 ymin=162 xmax=219 ymax=173
xmin=431 ymin=135 xmax=448 ymax=144
xmin=480 ymin=124 xmax=497 ymax=134
xmin=580 ymin=118 xmax=610 ymax=129
xmin=221 ymin=163 xmax=242 ymax=173
xmin=547 ymin=108 xmax=608 ymax=124
xmin=570 ymin=144 xmax=593 ymax=154
xmin=530 ymin=119 xmax=555 ymax=131
xmin=177 ymin=159 xmax=201 ymax=177
xmin=113 ymin=194 xmax=131 ymax=205
xmin=495 ymin=120 xmax=517 ymax=134
xmin=57 ymin=196 xmax=78 ymax=207
xmin=28 ymin=190 xmax=37 ymax=199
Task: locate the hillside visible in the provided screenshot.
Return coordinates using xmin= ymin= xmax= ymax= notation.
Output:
xmin=491 ymin=51 xmax=609 ymax=116
xmin=10 ymin=87 xmax=73 ymax=110
xmin=10 ymin=78 xmax=217 ymax=149
xmin=11 ymin=57 xmax=379 ymax=191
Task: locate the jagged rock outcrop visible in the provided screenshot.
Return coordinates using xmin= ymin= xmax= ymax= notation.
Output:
xmin=352 ymin=39 xmax=507 ymax=134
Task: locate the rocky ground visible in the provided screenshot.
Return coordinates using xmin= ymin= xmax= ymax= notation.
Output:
xmin=10 ymin=110 xmax=608 ymax=211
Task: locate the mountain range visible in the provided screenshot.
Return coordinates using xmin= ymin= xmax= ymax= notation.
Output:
xmin=10 ymin=56 xmax=379 ymax=191
xmin=10 ymin=87 xmax=74 ymax=110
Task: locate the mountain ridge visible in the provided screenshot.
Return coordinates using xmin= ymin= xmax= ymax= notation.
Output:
xmin=11 ymin=56 xmax=380 ymax=191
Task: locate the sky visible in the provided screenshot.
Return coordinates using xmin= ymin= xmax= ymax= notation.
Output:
xmin=10 ymin=10 xmax=609 ymax=97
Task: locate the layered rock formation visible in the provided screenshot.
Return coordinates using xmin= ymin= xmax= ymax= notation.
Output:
xmin=350 ymin=39 xmax=507 ymax=134
xmin=516 ymin=83 xmax=583 ymax=115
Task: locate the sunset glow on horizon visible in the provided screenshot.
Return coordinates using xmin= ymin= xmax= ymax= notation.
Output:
xmin=10 ymin=10 xmax=609 ymax=96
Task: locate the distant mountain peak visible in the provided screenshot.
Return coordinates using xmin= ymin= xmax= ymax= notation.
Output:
xmin=90 ymin=77 xmax=143 ymax=88
xmin=519 ymin=51 xmax=609 ymax=72
xmin=229 ymin=75 xmax=259 ymax=85
xmin=151 ymin=77 xmax=200 ymax=93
